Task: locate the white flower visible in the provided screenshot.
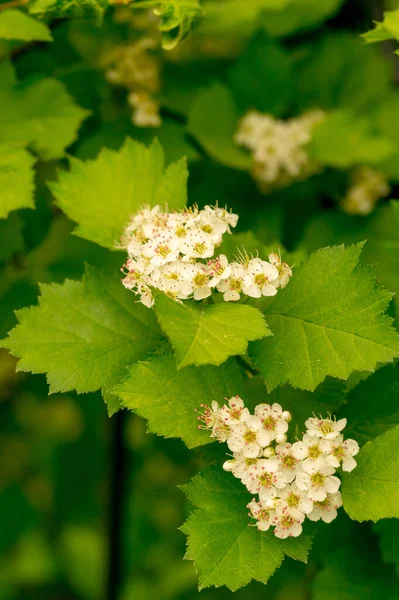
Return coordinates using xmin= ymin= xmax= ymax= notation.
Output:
xmin=193 ymin=211 xmax=228 ymax=245
xmin=325 ymin=436 xmax=359 ymax=472
xmin=268 ymin=253 xmax=293 ymax=289
xmin=143 ymin=234 xmax=180 ymax=266
xmin=223 ymin=453 xmax=259 ymax=483
xmin=276 ymin=482 xmax=313 ymax=516
xmin=227 ymin=420 xmax=271 ymax=458
xmin=246 ymin=403 xmax=290 ymax=446
xmin=269 ymin=442 xmax=303 ymax=483
xmin=307 ymin=491 xmax=342 ymax=523
xmin=180 ymin=262 xmax=212 ymax=300
xmin=245 ymin=459 xmax=287 ymax=501
xmin=196 ymin=402 xmax=232 ymax=443
xmin=305 ymin=416 xmax=347 ymax=440
xmin=271 ymin=506 xmax=304 ymax=539
xmin=292 ymin=434 xmax=331 ymax=472
xmin=242 ymin=258 xmax=279 ymax=298
xmin=207 ymin=255 xmax=231 ymax=287
xmin=219 ymin=396 xmax=250 ymax=427
xmin=247 ymin=499 xmax=275 ymax=532
xmin=216 ymin=262 xmax=246 ymax=301
xmin=179 ymin=228 xmax=215 ymax=259
xmin=296 ymin=463 xmax=341 ymax=502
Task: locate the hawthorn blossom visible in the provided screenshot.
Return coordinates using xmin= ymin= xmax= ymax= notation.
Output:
xmin=216 ymin=263 xmax=246 ymax=301
xmin=271 ymin=504 xmax=305 ymax=539
xmin=307 ymin=492 xmax=342 ymax=523
xmin=245 ymin=459 xmax=287 ymax=501
xmin=305 ymin=416 xmax=347 ymax=440
xmin=242 ymin=258 xmax=279 ymax=298
xmin=246 ymin=403 xmax=290 ymax=446
xmin=223 ymin=453 xmax=259 ymax=483
xmin=268 ymin=252 xmax=293 ymax=289
xmin=325 ymin=436 xmax=359 ymax=472
xmin=219 ymin=396 xmax=250 ymax=427
xmin=296 ymin=462 xmax=341 ymax=502
xmin=247 ymin=499 xmax=274 ymax=532
xmin=269 ymin=442 xmax=303 ymax=483
xmin=292 ymin=434 xmax=331 ymax=472
xmin=276 ymin=482 xmax=313 ymax=517
xmin=227 ymin=421 xmax=271 ymax=458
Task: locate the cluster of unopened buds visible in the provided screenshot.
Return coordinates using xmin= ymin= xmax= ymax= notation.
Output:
xmin=197 ymin=397 xmax=359 ymax=539
xmin=234 ymin=109 xmax=325 ymax=191
xmin=120 ymin=204 xmax=292 ymax=308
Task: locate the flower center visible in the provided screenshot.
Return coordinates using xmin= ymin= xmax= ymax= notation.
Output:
xmin=229 ymin=408 xmax=242 ymax=420
xmin=254 ymin=273 xmax=268 ymax=286
xmin=279 ymin=514 xmax=295 ymax=530
xmin=308 ymin=444 xmax=322 ymax=460
xmin=201 ymin=225 xmax=212 ymax=234
xmin=311 ymin=472 xmax=325 ymax=487
xmin=258 ymin=472 xmax=274 ymax=487
xmin=243 ymin=430 xmax=257 ymax=444
xmin=263 ymin=415 xmax=277 ymax=431
xmin=156 ymin=244 xmax=171 ymax=258
xmin=229 ymin=278 xmax=242 ymax=292
xmin=332 ymin=445 xmax=345 ymax=460
xmin=287 ymin=492 xmax=300 ymax=508
xmin=258 ymin=508 xmax=271 ymax=521
xmin=320 ymin=421 xmax=333 ymax=435
xmin=282 ymin=455 xmax=298 ymax=470
xmin=193 ymin=273 xmax=208 ymax=287
xmin=166 ymin=273 xmax=179 ymax=280
xmin=314 ymin=498 xmax=330 ymax=510
xmin=194 ymin=242 xmax=206 ymax=255
xmin=244 ymin=457 xmax=258 ymax=467
xmin=175 ymin=226 xmax=186 ymax=237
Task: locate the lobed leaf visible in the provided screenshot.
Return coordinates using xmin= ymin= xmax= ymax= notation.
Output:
xmin=181 ymin=467 xmax=313 ymax=591
xmin=154 ymin=293 xmax=271 ymax=369
xmin=114 ymin=355 xmax=244 ymax=448
xmin=342 ymin=425 xmax=399 ymax=522
xmin=50 ymin=138 xmax=188 ymax=249
xmin=249 ymin=244 xmax=399 ymax=391
xmin=0 ymin=145 xmax=36 ymax=219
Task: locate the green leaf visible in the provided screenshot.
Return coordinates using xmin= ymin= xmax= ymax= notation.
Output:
xmin=1 ymin=265 xmax=166 ymax=408
xmin=151 ymin=0 xmax=203 ymax=50
xmin=342 ymin=425 xmax=399 ymax=522
xmin=28 ymin=0 xmax=108 ymax=24
xmin=262 ymin=0 xmax=345 ymax=38
xmin=228 ymin=32 xmax=294 ymax=116
xmin=50 ymin=138 xmax=188 ymax=250
xmin=0 ymin=62 xmax=89 ymax=161
xmin=0 ymin=145 xmax=35 ymax=219
xmin=154 ymin=294 xmax=271 ymax=369
xmin=343 ymin=364 xmax=399 ymax=446
xmin=187 ymin=83 xmax=252 ymax=170
xmin=0 ymin=9 xmax=52 ymax=42
xmin=363 ymin=8 xmax=399 ymax=45
xmin=308 ymin=111 xmax=397 ymax=169
xmin=181 ymin=467 xmax=313 ymax=591
xmin=249 ymin=244 xmax=399 ymax=392
xmin=114 ymin=355 xmax=244 ymax=448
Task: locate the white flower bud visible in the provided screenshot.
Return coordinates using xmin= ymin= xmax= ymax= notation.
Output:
xmin=275 ymin=433 xmax=287 ymax=444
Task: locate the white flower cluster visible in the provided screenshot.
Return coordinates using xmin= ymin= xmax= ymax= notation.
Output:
xmin=341 ymin=166 xmax=390 ymax=216
xmin=103 ymin=37 xmax=162 ymax=128
xmin=198 ymin=397 xmax=359 ymax=539
xmin=234 ymin=109 xmax=325 ymax=191
xmin=120 ymin=205 xmax=292 ymax=308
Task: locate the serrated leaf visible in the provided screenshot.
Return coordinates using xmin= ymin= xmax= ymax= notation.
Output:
xmin=249 ymin=244 xmax=399 ymax=392
xmin=0 ymin=145 xmax=36 ymax=219
xmin=0 ymin=9 xmax=52 ymax=42
xmin=363 ymin=8 xmax=399 ymax=45
xmin=50 ymin=138 xmax=188 ymax=250
xmin=342 ymin=425 xmax=399 ymax=522
xmin=28 ymin=0 xmax=108 ymax=24
xmin=181 ymin=467 xmax=313 ymax=591
xmin=228 ymin=32 xmax=293 ymax=116
xmin=308 ymin=111 xmax=396 ymax=169
xmin=1 ymin=265 xmax=166 ymax=404
xmin=187 ymin=83 xmax=252 ymax=171
xmin=0 ymin=61 xmax=89 ymax=161
xmin=114 ymin=355 xmax=244 ymax=448
xmin=154 ymin=294 xmax=271 ymax=369
xmin=343 ymin=364 xmax=399 ymax=446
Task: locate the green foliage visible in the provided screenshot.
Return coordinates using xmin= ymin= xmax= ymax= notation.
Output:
xmin=1 ymin=265 xmax=166 ymax=413
xmin=0 ymin=145 xmax=36 ymax=219
xmin=114 ymin=355 xmax=244 ymax=447
xmin=0 ymin=9 xmax=52 ymax=42
xmin=187 ymin=83 xmax=252 ymax=170
xmin=342 ymin=425 xmax=399 ymax=522
xmin=28 ymin=0 xmax=109 ymax=24
xmin=151 ymin=0 xmax=203 ymax=50
xmin=250 ymin=244 xmax=399 ymax=391
xmin=308 ymin=111 xmax=396 ymax=168
xmin=50 ymin=138 xmax=188 ymax=249
xmin=0 ymin=62 xmax=89 ymax=161
xmin=154 ymin=293 xmax=271 ymax=368
xmin=343 ymin=364 xmax=399 ymax=446
xmin=181 ymin=467 xmax=313 ymax=591
xmin=363 ymin=7 xmax=399 ymax=49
